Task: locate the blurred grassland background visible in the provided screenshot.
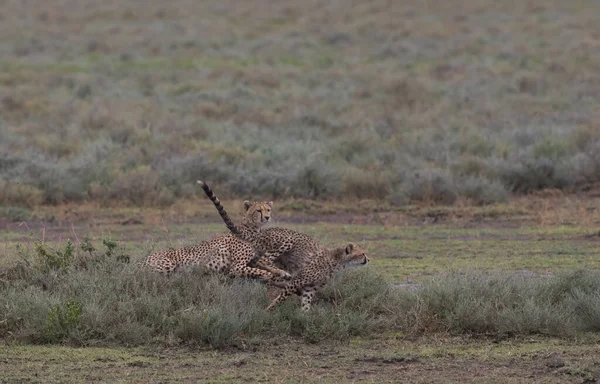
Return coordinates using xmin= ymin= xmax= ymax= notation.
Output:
xmin=3 ymin=3 xmax=600 ymax=379
xmin=1 ymin=0 xmax=599 ymax=210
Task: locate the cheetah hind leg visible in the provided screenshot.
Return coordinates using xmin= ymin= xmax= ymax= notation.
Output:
xmin=266 ymin=279 xmax=301 ymax=310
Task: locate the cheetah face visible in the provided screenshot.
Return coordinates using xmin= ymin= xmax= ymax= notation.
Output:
xmin=243 ymin=200 xmax=273 ymax=226
xmin=340 ymin=243 xmax=369 ymax=267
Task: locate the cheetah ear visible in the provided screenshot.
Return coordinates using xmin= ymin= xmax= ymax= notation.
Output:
xmin=345 ymin=243 xmax=355 ymax=254
xmin=268 ymin=201 xmax=273 ymax=207
xmin=244 ymin=200 xmax=252 ymax=211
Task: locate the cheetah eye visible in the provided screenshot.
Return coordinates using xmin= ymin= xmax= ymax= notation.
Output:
xmin=257 ymin=209 xmax=262 ymax=213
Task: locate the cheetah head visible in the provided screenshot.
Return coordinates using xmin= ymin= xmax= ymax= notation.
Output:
xmin=338 ymin=243 xmax=369 ymax=267
xmin=243 ymin=200 xmax=273 ymax=227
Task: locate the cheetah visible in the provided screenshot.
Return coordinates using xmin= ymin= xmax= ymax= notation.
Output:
xmin=197 ymin=181 xmax=370 ymax=310
xmin=143 ymin=199 xmax=290 ymax=281
xmin=267 ymin=243 xmax=369 ymax=311
xmin=197 ymin=180 xmax=326 ymax=278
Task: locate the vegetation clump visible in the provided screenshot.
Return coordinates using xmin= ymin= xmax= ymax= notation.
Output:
xmin=2 ymin=240 xmax=600 ymax=348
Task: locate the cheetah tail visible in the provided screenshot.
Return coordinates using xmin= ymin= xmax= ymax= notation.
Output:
xmin=196 ymin=180 xmax=241 ymax=236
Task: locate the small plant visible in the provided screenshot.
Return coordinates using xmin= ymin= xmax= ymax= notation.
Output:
xmin=15 ymin=243 xmax=30 ymax=261
xmin=44 ymin=299 xmax=83 ymax=342
xmin=34 ymin=240 xmax=75 ymax=274
xmin=80 ymin=236 xmax=96 ymax=256
xmin=102 ymin=238 xmax=130 ymax=263
xmin=102 ymin=238 xmax=118 ymax=257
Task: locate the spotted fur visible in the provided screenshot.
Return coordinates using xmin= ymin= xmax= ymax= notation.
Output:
xmin=196 ymin=182 xmax=370 ymax=310
xmin=197 ymin=180 xmax=294 ymax=279
xmin=267 ymin=243 xmax=369 ymax=311
xmin=197 ymin=180 xmax=323 ymax=278
xmin=143 ymin=198 xmax=289 ymax=280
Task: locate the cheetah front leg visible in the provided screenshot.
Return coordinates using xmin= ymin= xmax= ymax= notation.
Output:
xmin=300 ymin=287 xmax=317 ymax=311
xmin=255 ymin=259 xmax=291 ymax=279
xmin=300 ymin=279 xmax=329 ymax=311
xmin=266 ymin=279 xmax=302 ymax=310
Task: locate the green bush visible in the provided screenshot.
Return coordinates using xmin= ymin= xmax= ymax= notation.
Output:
xmin=44 ymin=299 xmax=83 ymax=343
xmin=1 ymin=0 xmax=600 ymax=207
xmin=3 ymin=122 xmax=600 ymax=206
xmin=34 ymin=240 xmax=75 ymax=274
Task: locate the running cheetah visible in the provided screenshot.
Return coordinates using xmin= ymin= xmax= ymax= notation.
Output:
xmin=267 ymin=242 xmax=369 ymax=311
xmin=197 ymin=180 xmax=325 ymax=277
xmin=197 ymin=181 xmax=370 ymax=310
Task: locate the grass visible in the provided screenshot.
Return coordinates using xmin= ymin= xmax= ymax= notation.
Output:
xmin=1 ymin=0 xmax=600 ymax=206
xmin=2 ymin=0 xmax=600 ymax=381
xmin=1 ymin=198 xmax=599 ymax=381
xmin=2 ymin=196 xmax=598 ymax=281
xmin=2 ymin=227 xmax=600 ymax=349
xmin=3 ymin=336 xmax=600 ymax=383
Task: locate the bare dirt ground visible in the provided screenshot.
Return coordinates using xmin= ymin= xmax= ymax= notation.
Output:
xmin=3 ymin=336 xmax=600 ymax=383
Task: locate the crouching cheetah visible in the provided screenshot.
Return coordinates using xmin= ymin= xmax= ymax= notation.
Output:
xmin=143 ymin=199 xmax=290 ymax=281
xmin=267 ymin=243 xmax=369 ymax=311
xmin=197 ymin=180 xmax=326 ymax=277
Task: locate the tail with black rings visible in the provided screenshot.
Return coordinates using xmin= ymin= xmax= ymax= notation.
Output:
xmin=197 ymin=180 xmax=241 ymax=235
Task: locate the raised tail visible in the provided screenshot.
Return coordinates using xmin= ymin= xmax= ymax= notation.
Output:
xmin=197 ymin=180 xmax=241 ymax=236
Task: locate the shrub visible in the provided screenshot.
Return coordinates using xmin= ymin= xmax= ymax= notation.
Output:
xmin=110 ymin=166 xmax=175 ymax=206
xmin=289 ymin=160 xmax=342 ymax=199
xmin=4 ymin=118 xmax=600 ymax=206
xmin=494 ymin=157 xmax=575 ymax=193
xmin=455 ymin=176 xmax=509 ymax=205
xmin=341 ymin=167 xmax=391 ymax=199
xmin=403 ymin=169 xmax=458 ymax=204
xmin=0 ymin=182 xmax=43 ymax=208
xmin=3 ymin=1 xmax=600 ymax=208
xmin=16 ymin=158 xmax=87 ymax=204
xmin=34 ymin=240 xmax=76 ymax=274
xmin=0 ymin=206 xmax=31 ymax=222
xmin=3 ymin=237 xmax=600 ymax=348
xmin=44 ymin=299 xmax=83 ymax=343
xmin=410 ymin=270 xmax=600 ymax=337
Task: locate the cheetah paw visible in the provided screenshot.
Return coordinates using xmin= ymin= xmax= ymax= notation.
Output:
xmin=278 ymin=270 xmax=292 ymax=279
